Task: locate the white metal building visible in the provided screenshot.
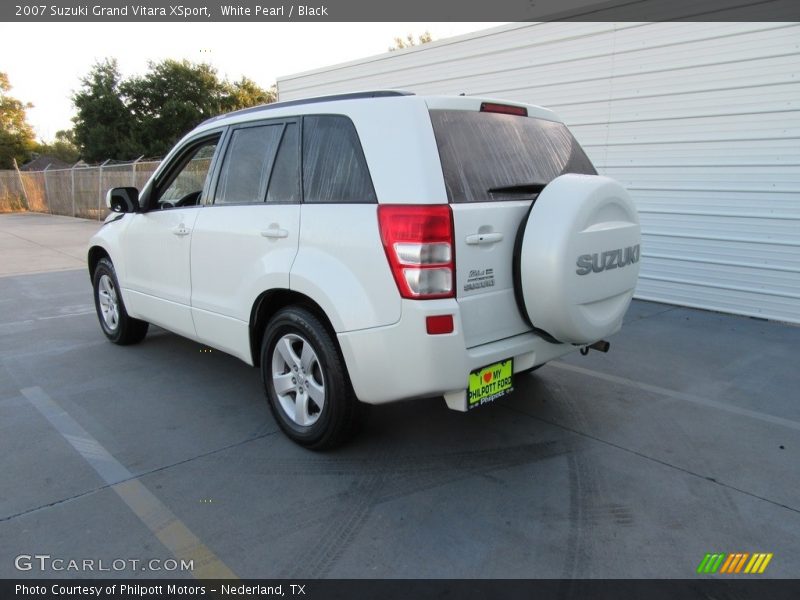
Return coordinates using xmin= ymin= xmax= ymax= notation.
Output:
xmin=277 ymin=22 xmax=800 ymax=324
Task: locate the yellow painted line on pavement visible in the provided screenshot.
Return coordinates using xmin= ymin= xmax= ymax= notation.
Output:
xmin=21 ymin=386 xmax=236 ymax=580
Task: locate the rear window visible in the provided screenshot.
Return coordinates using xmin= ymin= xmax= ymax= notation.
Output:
xmin=429 ymin=109 xmax=596 ymax=203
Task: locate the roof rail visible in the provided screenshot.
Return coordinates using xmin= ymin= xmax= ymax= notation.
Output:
xmin=202 ymin=90 xmax=415 ymax=125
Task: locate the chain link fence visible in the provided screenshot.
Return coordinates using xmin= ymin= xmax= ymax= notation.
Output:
xmin=0 ymin=159 xmax=161 ymax=219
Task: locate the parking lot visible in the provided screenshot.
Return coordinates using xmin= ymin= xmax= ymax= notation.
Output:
xmin=1 ymin=212 xmax=798 ymax=579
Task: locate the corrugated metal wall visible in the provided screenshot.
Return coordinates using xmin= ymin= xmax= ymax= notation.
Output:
xmin=278 ymin=22 xmax=800 ymax=323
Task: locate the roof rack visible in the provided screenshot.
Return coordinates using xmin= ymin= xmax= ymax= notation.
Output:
xmin=202 ymin=90 xmax=415 ymax=125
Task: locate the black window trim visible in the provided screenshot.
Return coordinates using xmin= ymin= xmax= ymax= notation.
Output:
xmin=265 ymin=121 xmax=302 ymax=206
xmin=206 ymin=116 xmax=301 ymax=208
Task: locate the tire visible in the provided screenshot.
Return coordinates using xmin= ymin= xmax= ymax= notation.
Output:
xmin=92 ymin=257 xmax=149 ymax=345
xmin=261 ymin=306 xmax=364 ymax=450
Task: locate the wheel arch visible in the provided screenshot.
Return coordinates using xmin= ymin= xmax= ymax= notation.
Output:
xmin=88 ymin=245 xmax=111 ymax=281
xmin=249 ymin=289 xmax=340 ymax=367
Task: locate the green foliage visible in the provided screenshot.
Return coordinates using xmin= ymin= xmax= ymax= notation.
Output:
xmin=120 ymin=59 xmax=223 ymax=158
xmin=72 ymin=59 xmax=276 ymax=161
xmin=0 ymin=72 xmax=37 ymax=169
xmin=221 ymin=77 xmax=277 ymax=114
xmin=34 ymin=130 xmax=81 ymax=164
xmin=72 ymin=59 xmax=137 ymax=163
xmin=388 ymin=31 xmax=434 ymax=52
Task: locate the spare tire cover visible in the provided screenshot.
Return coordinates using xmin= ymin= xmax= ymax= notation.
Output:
xmin=517 ymin=174 xmax=641 ymax=344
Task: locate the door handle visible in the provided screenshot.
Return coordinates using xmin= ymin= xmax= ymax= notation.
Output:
xmin=261 ymin=227 xmax=289 ymax=239
xmin=172 ymin=224 xmax=191 ymax=236
xmin=466 ymin=232 xmax=504 ymax=245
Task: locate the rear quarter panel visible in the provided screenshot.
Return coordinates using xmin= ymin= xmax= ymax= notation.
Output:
xmin=291 ymin=98 xmax=451 ymax=332
xmin=291 ymin=204 xmax=402 ymax=332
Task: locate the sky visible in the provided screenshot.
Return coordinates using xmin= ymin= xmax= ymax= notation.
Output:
xmin=0 ymin=22 xmax=504 ymax=141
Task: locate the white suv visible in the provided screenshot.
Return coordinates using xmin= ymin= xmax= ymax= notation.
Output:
xmin=89 ymin=91 xmax=641 ymax=449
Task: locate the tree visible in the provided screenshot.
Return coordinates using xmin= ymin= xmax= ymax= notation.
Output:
xmin=0 ymin=72 xmax=37 ymax=169
xmin=72 ymin=59 xmax=136 ymax=162
xmin=34 ymin=130 xmax=81 ymax=164
xmin=120 ymin=59 xmax=226 ymax=157
xmin=221 ymin=77 xmax=277 ymax=113
xmin=72 ymin=59 xmax=275 ymax=160
xmin=388 ymin=31 xmax=433 ymax=52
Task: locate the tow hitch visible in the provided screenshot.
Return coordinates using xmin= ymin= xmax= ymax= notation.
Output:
xmin=580 ymin=340 xmax=610 ymax=356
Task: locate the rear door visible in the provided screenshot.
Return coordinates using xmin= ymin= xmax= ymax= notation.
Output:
xmin=190 ymin=118 xmax=301 ymax=361
xmin=428 ymin=105 xmax=596 ymax=348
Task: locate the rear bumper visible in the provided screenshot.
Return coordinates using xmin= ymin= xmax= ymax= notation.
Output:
xmin=337 ymin=299 xmax=577 ymax=408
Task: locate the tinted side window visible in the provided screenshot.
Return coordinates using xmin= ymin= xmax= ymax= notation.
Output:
xmin=266 ymin=123 xmax=300 ymax=204
xmin=215 ymin=124 xmax=282 ymax=205
xmin=155 ymin=137 xmax=219 ymax=210
xmin=302 ymin=115 xmax=376 ymax=204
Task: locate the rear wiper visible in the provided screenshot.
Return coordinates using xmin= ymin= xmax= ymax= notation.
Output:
xmin=487 ymin=182 xmax=546 ymax=195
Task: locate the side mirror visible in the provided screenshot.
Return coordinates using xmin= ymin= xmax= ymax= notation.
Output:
xmin=106 ymin=187 xmax=140 ymax=213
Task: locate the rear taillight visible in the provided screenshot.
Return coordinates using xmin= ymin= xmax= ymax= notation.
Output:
xmin=378 ymin=205 xmax=455 ymax=299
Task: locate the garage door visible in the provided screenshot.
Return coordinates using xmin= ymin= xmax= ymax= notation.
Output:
xmin=278 ymin=21 xmax=800 ymax=323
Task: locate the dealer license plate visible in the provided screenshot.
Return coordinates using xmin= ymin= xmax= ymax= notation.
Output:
xmin=468 ymin=359 xmax=513 ymax=410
